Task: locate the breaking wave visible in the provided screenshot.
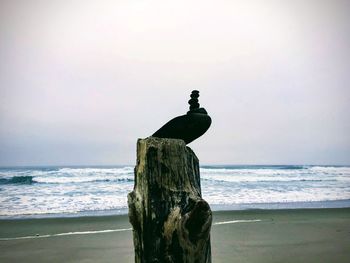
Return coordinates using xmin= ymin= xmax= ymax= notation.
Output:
xmin=0 ymin=176 xmax=35 ymax=185
xmin=0 ymin=165 xmax=349 ymax=217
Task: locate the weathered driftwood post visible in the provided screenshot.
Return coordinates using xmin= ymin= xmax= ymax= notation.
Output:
xmin=128 ymin=90 xmax=212 ymax=262
xmin=128 ymin=137 xmax=212 ymax=263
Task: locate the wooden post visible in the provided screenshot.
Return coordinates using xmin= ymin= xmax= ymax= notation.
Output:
xmin=128 ymin=137 xmax=212 ymax=263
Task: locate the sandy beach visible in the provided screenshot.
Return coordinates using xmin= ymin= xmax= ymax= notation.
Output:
xmin=0 ymin=208 xmax=349 ymax=263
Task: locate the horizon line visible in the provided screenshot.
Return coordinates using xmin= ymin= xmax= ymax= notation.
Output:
xmin=0 ymin=164 xmax=349 ymax=169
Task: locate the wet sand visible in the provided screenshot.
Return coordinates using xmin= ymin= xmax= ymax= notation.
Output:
xmin=1 ymin=208 xmax=349 ymax=263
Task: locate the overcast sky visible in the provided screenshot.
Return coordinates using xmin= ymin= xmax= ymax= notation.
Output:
xmin=0 ymin=0 xmax=349 ymax=166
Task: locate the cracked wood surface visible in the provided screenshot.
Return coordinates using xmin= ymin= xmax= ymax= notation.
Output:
xmin=128 ymin=137 xmax=212 ymax=263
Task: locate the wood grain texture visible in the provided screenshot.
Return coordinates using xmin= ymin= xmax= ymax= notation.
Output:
xmin=128 ymin=137 xmax=212 ymax=263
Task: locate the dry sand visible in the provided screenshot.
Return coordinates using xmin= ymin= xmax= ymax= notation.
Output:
xmin=1 ymin=208 xmax=349 ymax=263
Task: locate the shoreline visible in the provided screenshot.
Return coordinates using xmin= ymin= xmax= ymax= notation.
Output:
xmin=1 ymin=208 xmax=349 ymax=262
xmin=1 ymin=199 xmax=350 ymax=220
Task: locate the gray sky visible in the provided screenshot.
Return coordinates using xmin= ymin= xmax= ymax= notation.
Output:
xmin=0 ymin=0 xmax=349 ymax=166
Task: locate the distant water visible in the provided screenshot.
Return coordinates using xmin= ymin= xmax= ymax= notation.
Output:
xmin=0 ymin=165 xmax=350 ymax=218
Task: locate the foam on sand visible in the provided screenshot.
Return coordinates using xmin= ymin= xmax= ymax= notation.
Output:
xmin=0 ymin=218 xmax=262 ymax=241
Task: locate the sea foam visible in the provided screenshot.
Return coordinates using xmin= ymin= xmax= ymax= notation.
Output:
xmin=0 ymin=165 xmax=349 ymax=218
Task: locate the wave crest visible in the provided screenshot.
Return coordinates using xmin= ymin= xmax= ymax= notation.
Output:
xmin=0 ymin=176 xmax=35 ymax=185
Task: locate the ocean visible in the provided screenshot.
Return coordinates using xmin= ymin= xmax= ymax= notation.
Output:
xmin=0 ymin=165 xmax=349 ymax=218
